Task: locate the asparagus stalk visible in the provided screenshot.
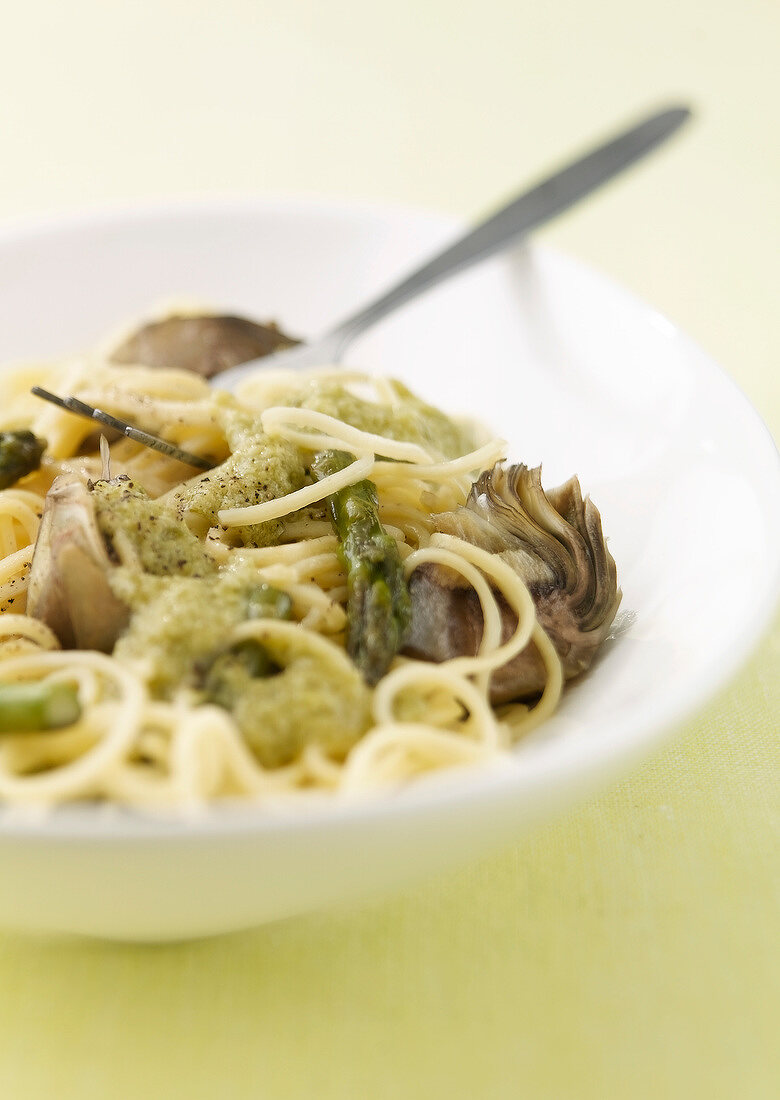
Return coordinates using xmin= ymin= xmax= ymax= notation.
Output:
xmin=0 ymin=681 xmax=81 ymax=732
xmin=0 ymin=430 xmax=46 ymax=490
xmin=312 ymin=450 xmax=411 ymax=684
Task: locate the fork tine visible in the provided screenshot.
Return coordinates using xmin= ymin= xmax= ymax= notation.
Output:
xmin=30 ymin=387 xmax=213 ymax=470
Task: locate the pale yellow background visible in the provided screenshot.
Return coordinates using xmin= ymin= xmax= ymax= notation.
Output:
xmin=0 ymin=2 xmax=777 ymax=1098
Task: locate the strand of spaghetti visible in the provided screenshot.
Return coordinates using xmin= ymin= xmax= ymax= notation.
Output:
xmin=276 ymin=581 xmax=347 ymax=633
xmin=372 ymin=376 xmax=401 ymax=405
xmin=339 ymin=723 xmax=493 ymax=792
xmin=36 ymin=457 xmax=99 ymax=490
xmin=236 ymin=366 xmax=373 ymax=404
xmin=212 ymin=722 xmax=307 ymax=796
xmin=100 ymin=707 xmax=182 ymax=809
xmin=261 ymin=406 xmax=434 ymax=463
xmin=102 ymin=701 xmax=232 ymax=811
xmin=169 ymin=702 xmax=231 ymax=806
xmin=85 ymin=359 xmax=213 ymax=400
xmin=240 ymin=534 xmax=339 ymax=565
xmin=372 ymin=437 xmax=507 ymax=482
xmin=229 ymin=616 xmax=358 ymax=670
xmin=404 ymin=543 xmax=501 ymax=696
xmin=377 ymin=504 xmax=434 ymax=544
xmin=381 ymin=524 xmax=407 ymax=542
xmin=0 ymin=487 xmax=45 ymax=510
xmin=77 ymin=390 xmax=221 ymax=434
xmin=202 ymin=534 xmax=232 ymax=565
xmin=300 ymin=743 xmax=343 ymax=787
xmin=0 ymin=544 xmax=33 ymax=584
xmin=218 ymin=454 xmax=374 ymax=526
xmin=505 ymin=622 xmax=563 ymax=739
xmin=160 ymin=703 xmax=306 ymax=799
xmin=133 ymin=703 xmax=178 ymax=764
xmin=0 ymin=652 xmax=145 ymax=804
xmin=281 ymin=518 xmax=334 ymax=540
xmin=375 ymin=481 xmax=433 ymax=510
xmin=0 ymin=638 xmax=44 ymax=660
xmin=0 ymin=518 xmax=14 ymax=559
xmin=285 ymin=552 xmax=344 ymax=579
xmin=1 ymin=700 xmax=125 ymax=769
xmin=416 ymin=536 xmax=564 ymax=735
xmin=372 ymin=661 xmax=501 ymax=749
xmin=403 ymin=540 xmax=537 ymax=676
xmin=0 ymin=494 xmax=42 ymax=542
xmin=30 ymin=386 xmax=94 ymax=459
xmin=100 ymin=764 xmax=180 ymax=810
xmin=245 ymin=569 xmax=346 ymax=616
xmin=1 ymin=723 xmax=100 ymax=775
xmin=0 ymin=614 xmax=59 ymax=649
xmin=237 ymin=368 xmax=396 ymax=418
xmin=0 ymin=361 xmax=61 ymax=419
xmin=46 ymin=664 xmax=104 ymax=708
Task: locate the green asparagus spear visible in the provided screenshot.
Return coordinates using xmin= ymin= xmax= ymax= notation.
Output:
xmin=0 ymin=430 xmax=46 ymax=490
xmin=0 ymin=681 xmax=81 ymax=732
xmin=312 ymin=450 xmax=412 ymax=685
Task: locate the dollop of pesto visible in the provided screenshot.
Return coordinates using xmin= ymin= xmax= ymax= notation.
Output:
xmin=111 ymin=561 xmax=371 ymax=766
xmin=205 ymin=638 xmax=371 ymax=768
xmin=92 ymin=476 xmax=217 ymax=577
xmin=277 ymin=378 xmax=474 ymax=459
xmin=168 ymin=435 xmax=306 ymax=547
xmin=110 ymin=562 xmax=284 ymax=693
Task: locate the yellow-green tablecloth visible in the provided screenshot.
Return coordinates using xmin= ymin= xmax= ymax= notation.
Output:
xmin=0 ymin=2 xmax=777 ymax=1097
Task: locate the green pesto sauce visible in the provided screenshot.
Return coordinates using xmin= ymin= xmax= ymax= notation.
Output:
xmin=278 ymin=379 xmax=474 ymax=459
xmin=111 ymin=564 xmax=261 ymax=696
xmin=163 ymin=381 xmax=472 ymax=548
xmin=208 ymin=647 xmax=371 ymax=768
xmin=111 ymin=562 xmax=371 ymax=766
xmin=169 ymin=435 xmax=305 ymax=547
xmin=92 ymin=477 xmax=217 ymax=577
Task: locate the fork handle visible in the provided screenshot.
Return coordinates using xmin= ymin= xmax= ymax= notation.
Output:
xmin=326 ymin=105 xmax=690 ymax=357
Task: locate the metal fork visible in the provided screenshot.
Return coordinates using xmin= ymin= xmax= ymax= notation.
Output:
xmin=213 ymin=104 xmax=690 ymax=390
xmin=32 ymin=104 xmax=690 ymax=462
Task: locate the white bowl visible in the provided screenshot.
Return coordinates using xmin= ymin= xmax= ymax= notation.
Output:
xmin=0 ymin=199 xmax=777 ymax=942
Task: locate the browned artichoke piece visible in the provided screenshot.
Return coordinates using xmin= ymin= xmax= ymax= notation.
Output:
xmin=26 ymin=475 xmax=130 ymax=652
xmin=403 ymin=464 xmax=621 ymax=704
xmin=109 ymin=314 xmax=299 ymax=379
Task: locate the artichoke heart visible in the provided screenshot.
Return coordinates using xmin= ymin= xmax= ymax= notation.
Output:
xmin=26 ymin=474 xmax=131 ymax=652
xmin=404 ymin=464 xmax=621 ymax=703
xmin=109 ymin=314 xmax=299 ymax=379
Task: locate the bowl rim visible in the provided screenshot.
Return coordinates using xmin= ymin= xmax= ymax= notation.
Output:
xmin=0 ymin=195 xmax=777 ymax=842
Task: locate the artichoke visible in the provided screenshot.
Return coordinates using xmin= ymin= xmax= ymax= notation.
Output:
xmin=404 ymin=464 xmax=621 ymax=703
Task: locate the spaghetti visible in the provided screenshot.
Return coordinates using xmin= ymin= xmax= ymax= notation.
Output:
xmin=0 ymin=337 xmax=574 ymax=812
